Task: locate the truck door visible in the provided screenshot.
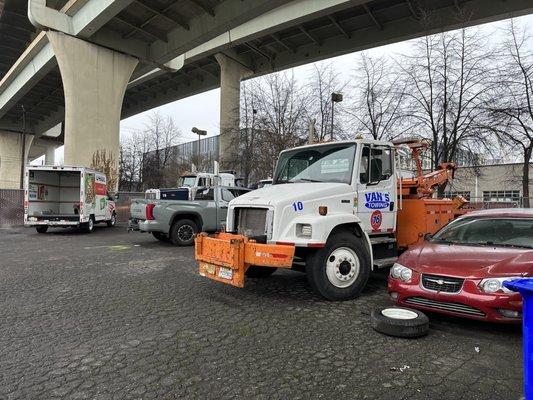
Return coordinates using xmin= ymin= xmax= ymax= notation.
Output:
xmin=356 ymin=144 xmax=396 ymax=235
xmin=218 ymin=188 xmax=235 ymax=230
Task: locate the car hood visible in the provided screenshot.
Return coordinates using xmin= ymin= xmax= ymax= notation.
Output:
xmin=399 ymin=242 xmax=533 ymax=279
xmin=233 ymin=182 xmax=352 ymax=207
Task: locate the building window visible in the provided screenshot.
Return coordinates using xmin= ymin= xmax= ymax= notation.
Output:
xmin=445 ymin=191 xmax=471 ymax=200
xmin=482 ymin=190 xmax=520 ymax=202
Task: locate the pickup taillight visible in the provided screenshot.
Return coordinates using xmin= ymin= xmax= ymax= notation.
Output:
xmin=146 ymin=203 xmax=156 ymax=220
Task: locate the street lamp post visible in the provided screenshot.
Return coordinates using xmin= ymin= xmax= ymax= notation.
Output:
xmin=191 ymin=127 xmax=207 ymax=169
xmin=330 ymin=92 xmax=343 ymax=141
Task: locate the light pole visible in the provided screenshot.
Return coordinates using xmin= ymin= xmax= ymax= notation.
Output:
xmin=330 ymin=92 xmax=343 ymax=141
xmin=191 ymin=127 xmax=207 ymax=169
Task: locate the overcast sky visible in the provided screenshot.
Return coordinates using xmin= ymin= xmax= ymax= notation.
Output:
xmin=47 ymin=14 xmax=533 ymax=163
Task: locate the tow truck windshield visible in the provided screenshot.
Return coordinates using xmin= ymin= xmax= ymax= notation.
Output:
xmin=273 ymin=143 xmax=357 ymax=185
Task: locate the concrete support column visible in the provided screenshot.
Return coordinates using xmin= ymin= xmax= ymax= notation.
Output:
xmin=47 ymin=31 xmax=138 ymax=187
xmin=215 ymin=53 xmax=252 ymax=169
xmin=44 ymin=144 xmax=56 ymax=165
xmin=0 ymin=132 xmax=34 ymax=189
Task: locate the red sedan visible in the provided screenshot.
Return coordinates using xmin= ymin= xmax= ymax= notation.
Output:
xmin=388 ymin=208 xmax=533 ymax=323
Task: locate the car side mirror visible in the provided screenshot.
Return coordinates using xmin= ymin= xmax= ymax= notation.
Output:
xmin=424 ymin=233 xmax=432 ymax=241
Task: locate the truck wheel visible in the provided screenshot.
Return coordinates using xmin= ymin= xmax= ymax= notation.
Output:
xmin=36 ymin=226 xmax=48 ymax=234
xmin=106 ymin=212 xmax=116 ymax=227
xmin=371 ymin=307 xmax=429 ymax=338
xmin=170 ymin=219 xmax=198 ymax=246
xmin=82 ymin=217 xmax=94 ymax=233
xmin=246 ymin=266 xmax=277 ymax=278
xmin=152 ymin=232 xmax=169 ymax=242
xmin=306 ymin=232 xmax=371 ymax=301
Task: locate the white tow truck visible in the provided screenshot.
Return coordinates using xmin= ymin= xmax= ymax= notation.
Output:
xmin=24 ymin=165 xmax=117 ymax=233
xmin=195 ymin=138 xmax=463 ymax=300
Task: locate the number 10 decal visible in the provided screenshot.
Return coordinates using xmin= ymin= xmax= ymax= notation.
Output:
xmin=292 ymin=201 xmax=304 ymax=211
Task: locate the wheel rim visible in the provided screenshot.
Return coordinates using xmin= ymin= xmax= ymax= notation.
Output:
xmin=325 ymin=247 xmax=360 ymax=288
xmin=381 ymin=308 xmax=418 ymax=320
xmin=177 ymin=224 xmax=194 ymax=242
xmin=111 ymin=214 xmax=116 ymax=225
xmin=89 ymin=219 xmax=93 ymax=231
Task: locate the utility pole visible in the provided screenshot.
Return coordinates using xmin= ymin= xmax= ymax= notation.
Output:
xmin=20 ymin=105 xmax=26 ymax=189
xmin=330 ymin=92 xmax=343 ymax=141
xmin=308 ymin=118 xmax=316 ymax=144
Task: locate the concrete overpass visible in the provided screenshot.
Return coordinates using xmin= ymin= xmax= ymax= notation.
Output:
xmin=0 ymin=0 xmax=532 ymax=188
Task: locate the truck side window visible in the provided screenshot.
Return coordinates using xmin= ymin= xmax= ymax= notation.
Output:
xmin=360 ymin=146 xmax=370 ymax=184
xmin=370 ymin=147 xmax=393 ymax=181
xmin=221 ymin=188 xmax=235 ymax=202
xmin=229 ymin=188 xmax=247 ymax=198
xmin=195 ymin=188 xmax=214 ymax=200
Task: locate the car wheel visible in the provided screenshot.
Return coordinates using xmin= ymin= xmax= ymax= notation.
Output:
xmin=170 ymin=219 xmax=198 ymax=246
xmin=82 ymin=217 xmax=94 ymax=233
xmin=371 ymin=307 xmax=429 ymax=338
xmin=246 ymin=266 xmax=277 ymax=278
xmin=36 ymin=226 xmax=48 ymax=234
xmin=306 ymin=232 xmax=371 ymax=301
xmin=152 ymin=232 xmax=169 ymax=242
xmin=106 ymin=212 xmax=116 ymax=227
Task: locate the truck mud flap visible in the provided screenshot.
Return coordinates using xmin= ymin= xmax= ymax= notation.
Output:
xmin=195 ymin=232 xmax=295 ymax=288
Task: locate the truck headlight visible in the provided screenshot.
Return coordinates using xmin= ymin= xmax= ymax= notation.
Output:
xmin=297 ymin=223 xmax=312 ymax=238
xmin=479 ymin=277 xmax=521 ymax=293
xmin=390 ymin=263 xmax=412 ymax=282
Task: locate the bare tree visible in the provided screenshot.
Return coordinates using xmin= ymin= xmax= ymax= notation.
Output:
xmin=348 ymin=53 xmax=408 ymax=140
xmin=307 ymin=63 xmax=348 ymax=141
xmin=486 ymin=20 xmax=533 ymax=207
xmin=399 ymin=26 xmax=495 ymax=176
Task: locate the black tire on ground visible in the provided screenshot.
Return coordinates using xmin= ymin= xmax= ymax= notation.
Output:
xmin=169 ymin=219 xmax=198 ymax=246
xmin=152 ymin=232 xmax=169 ymax=242
xmin=35 ymin=226 xmax=48 ymax=234
xmin=82 ymin=216 xmax=94 ymax=233
xmin=371 ymin=307 xmax=429 ymax=338
xmin=106 ymin=212 xmax=117 ymax=227
xmin=306 ymin=231 xmax=371 ymax=301
xmin=245 ymin=266 xmax=277 ymax=278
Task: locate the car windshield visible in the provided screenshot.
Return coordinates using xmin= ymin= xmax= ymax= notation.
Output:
xmin=431 ymin=217 xmax=533 ymax=249
xmin=273 ymin=144 xmax=356 ymax=185
xmin=180 ymin=176 xmax=197 ymax=187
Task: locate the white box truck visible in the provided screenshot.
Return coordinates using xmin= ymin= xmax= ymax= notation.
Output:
xmin=24 ymin=165 xmax=117 ymax=233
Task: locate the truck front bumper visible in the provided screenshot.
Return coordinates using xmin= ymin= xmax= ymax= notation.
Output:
xmin=195 ymin=232 xmax=295 ymax=288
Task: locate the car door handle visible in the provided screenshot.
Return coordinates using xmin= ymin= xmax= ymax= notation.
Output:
xmin=220 ymin=206 xmax=228 ymax=209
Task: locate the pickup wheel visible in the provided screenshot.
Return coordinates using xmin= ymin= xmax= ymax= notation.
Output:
xmin=246 ymin=266 xmax=277 ymax=278
xmin=36 ymin=226 xmax=48 ymax=234
xmin=169 ymin=219 xmax=198 ymax=246
xmin=306 ymin=232 xmax=371 ymax=301
xmin=152 ymin=232 xmax=169 ymax=242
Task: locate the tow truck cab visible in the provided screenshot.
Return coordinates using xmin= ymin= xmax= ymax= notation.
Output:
xmin=195 ymin=138 xmax=458 ymax=300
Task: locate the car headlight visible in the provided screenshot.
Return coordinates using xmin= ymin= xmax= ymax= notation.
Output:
xmin=390 ymin=263 xmax=413 ymax=282
xmin=479 ymin=277 xmax=522 ymax=294
xmin=297 ymin=223 xmax=312 ymax=238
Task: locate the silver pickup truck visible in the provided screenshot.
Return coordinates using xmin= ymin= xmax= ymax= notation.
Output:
xmin=129 ymin=186 xmax=249 ymax=246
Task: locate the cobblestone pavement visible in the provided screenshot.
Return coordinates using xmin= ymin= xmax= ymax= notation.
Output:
xmin=0 ymin=225 xmax=523 ymax=400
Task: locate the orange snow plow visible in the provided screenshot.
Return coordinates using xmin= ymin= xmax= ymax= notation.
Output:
xmin=195 ymin=232 xmax=295 ymax=288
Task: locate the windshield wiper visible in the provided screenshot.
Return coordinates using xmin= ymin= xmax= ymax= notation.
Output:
xmin=290 ymin=178 xmax=322 ymax=183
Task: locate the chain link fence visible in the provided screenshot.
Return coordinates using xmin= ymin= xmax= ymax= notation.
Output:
xmin=0 ymin=189 xmax=531 ymax=227
xmin=0 ymin=190 xmax=144 ymax=227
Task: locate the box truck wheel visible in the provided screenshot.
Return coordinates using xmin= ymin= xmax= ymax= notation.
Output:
xmin=306 ymin=232 xmax=371 ymax=301
xmin=170 ymin=219 xmax=198 ymax=246
xmin=35 ymin=226 xmax=48 ymax=234
xmin=82 ymin=217 xmax=94 ymax=233
xmin=106 ymin=212 xmax=116 ymax=227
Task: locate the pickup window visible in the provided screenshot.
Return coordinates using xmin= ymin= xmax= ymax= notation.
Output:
xmin=195 ymin=188 xmax=214 ymax=200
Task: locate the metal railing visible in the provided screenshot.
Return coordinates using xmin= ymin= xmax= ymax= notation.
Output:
xmin=0 ymin=190 xmax=144 ymax=227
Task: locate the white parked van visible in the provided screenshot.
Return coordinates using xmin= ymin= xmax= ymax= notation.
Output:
xmin=24 ymin=165 xmax=116 ymax=233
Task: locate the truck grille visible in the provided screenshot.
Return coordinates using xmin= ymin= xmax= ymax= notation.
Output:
xmin=421 ymin=274 xmax=464 ymax=293
xmin=405 ymin=297 xmax=486 ymax=317
xmin=236 ymin=208 xmax=267 ymax=239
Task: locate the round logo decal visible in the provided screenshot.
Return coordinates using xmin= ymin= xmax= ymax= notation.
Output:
xmin=371 ymin=210 xmax=382 ymax=231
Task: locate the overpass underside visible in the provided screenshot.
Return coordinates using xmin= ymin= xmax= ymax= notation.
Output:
xmin=0 ymin=0 xmax=531 ymax=188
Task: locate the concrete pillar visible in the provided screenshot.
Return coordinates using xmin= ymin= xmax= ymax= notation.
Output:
xmin=47 ymin=31 xmax=138 ymax=187
xmin=0 ymin=132 xmax=34 ymax=189
xmin=215 ymin=53 xmax=252 ymax=169
xmin=44 ymin=144 xmax=56 ymax=165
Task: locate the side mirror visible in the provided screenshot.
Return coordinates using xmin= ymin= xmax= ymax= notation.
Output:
xmin=114 ymin=192 xmax=120 ymax=200
xmin=424 ymin=233 xmax=432 ymax=241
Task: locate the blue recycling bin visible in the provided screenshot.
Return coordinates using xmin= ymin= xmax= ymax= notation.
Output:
xmin=504 ymin=279 xmax=533 ymax=400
